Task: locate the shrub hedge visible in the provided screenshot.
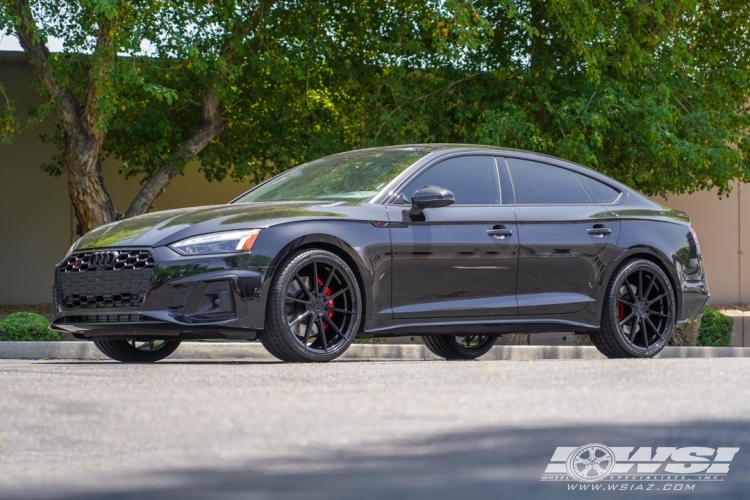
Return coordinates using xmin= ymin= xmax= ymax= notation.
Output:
xmin=697 ymin=308 xmax=733 ymax=347
xmin=0 ymin=312 xmax=60 ymax=341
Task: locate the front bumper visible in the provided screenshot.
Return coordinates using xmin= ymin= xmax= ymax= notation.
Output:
xmin=51 ymin=246 xmax=269 ymax=340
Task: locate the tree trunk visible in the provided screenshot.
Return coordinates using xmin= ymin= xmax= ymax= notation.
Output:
xmin=63 ymin=130 xmax=118 ymax=234
xmin=13 ymin=0 xmax=118 ymax=235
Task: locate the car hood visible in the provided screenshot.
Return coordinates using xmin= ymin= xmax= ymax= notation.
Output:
xmin=75 ymin=201 xmax=350 ymax=250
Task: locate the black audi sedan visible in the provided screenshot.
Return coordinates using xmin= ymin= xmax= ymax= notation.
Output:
xmin=50 ymin=145 xmax=709 ymax=362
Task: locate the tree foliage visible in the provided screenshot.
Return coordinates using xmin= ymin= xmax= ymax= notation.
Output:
xmin=0 ymin=0 xmax=749 ymax=235
xmin=213 ymin=0 xmax=750 ymax=197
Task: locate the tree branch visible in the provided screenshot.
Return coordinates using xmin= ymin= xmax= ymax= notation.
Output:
xmin=124 ymin=1 xmax=275 ymax=218
xmin=11 ymin=0 xmax=80 ymax=131
xmin=83 ymin=17 xmax=114 ymax=133
xmin=124 ymin=90 xmax=224 ymax=218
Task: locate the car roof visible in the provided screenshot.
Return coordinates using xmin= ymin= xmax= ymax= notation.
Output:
xmin=360 ymin=143 xmax=632 ymax=191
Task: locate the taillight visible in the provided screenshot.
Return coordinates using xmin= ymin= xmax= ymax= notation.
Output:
xmin=689 ymin=225 xmax=701 ymax=254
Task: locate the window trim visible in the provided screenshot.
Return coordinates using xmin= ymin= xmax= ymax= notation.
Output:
xmin=389 ymin=153 xmax=503 ymax=207
xmin=503 ymin=157 xmax=596 ymax=206
xmin=575 ymin=172 xmax=623 ymax=205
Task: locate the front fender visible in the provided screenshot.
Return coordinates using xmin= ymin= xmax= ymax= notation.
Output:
xmin=250 ymin=220 xmax=393 ymax=331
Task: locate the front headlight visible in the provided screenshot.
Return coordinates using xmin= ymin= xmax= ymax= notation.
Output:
xmin=169 ymin=230 xmax=261 ymax=256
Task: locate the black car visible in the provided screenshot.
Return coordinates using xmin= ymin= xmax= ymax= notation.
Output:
xmin=51 ymin=145 xmax=709 ymax=362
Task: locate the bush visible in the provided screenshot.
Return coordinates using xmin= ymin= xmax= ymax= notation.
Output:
xmin=697 ymin=308 xmax=733 ymax=347
xmin=0 ymin=312 xmax=60 ymax=341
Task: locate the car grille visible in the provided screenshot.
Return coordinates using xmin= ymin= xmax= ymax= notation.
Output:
xmin=60 ymin=314 xmax=142 ymax=324
xmin=58 ymin=250 xmax=155 ymax=309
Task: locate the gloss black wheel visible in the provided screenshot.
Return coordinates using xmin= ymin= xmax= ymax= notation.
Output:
xmin=423 ymin=334 xmax=496 ymax=360
xmin=595 ymin=258 xmax=675 ymax=358
xmin=93 ymin=339 xmax=181 ymax=362
xmin=261 ymin=249 xmax=362 ymax=362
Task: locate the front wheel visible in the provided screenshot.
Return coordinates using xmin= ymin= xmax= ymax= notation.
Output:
xmin=592 ymin=258 xmax=676 ymax=358
xmin=94 ymin=339 xmax=181 ymax=362
xmin=261 ymin=249 xmax=363 ymax=362
xmin=423 ymin=335 xmax=496 ymax=360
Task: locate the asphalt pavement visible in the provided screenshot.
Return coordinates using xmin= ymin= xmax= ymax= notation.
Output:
xmin=0 ymin=357 xmax=749 ymax=499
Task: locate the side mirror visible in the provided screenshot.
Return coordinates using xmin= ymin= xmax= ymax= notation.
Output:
xmin=409 ymin=185 xmax=455 ymax=215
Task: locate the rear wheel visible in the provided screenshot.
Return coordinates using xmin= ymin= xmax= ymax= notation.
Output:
xmin=423 ymin=335 xmax=496 ymax=360
xmin=594 ymin=258 xmax=676 ymax=358
xmin=261 ymin=249 xmax=363 ymax=362
xmin=94 ymin=339 xmax=181 ymax=362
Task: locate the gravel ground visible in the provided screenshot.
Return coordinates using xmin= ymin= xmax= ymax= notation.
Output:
xmin=0 ymin=357 xmax=748 ymax=499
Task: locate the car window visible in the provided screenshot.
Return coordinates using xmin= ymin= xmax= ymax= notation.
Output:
xmin=577 ymin=174 xmax=620 ymax=203
xmin=234 ymin=148 xmax=430 ymax=203
xmin=400 ymin=156 xmax=500 ymax=205
xmin=507 ymin=158 xmax=592 ymax=204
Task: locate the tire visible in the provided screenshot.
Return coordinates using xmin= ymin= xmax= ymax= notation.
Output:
xmin=595 ymin=258 xmax=676 ymax=358
xmin=588 ymin=328 xmax=621 ymax=358
xmin=261 ymin=249 xmax=363 ymax=362
xmin=423 ymin=335 xmax=497 ymax=360
xmin=94 ymin=339 xmax=181 ymax=362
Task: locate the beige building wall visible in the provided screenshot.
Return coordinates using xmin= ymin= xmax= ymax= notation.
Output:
xmin=654 ymin=186 xmax=746 ymax=305
xmin=0 ymin=51 xmax=746 ymax=306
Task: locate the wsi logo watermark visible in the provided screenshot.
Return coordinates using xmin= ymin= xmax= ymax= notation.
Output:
xmin=541 ymin=444 xmax=739 ymax=487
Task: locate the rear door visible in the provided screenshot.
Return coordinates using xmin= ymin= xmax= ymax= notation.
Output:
xmin=503 ymin=157 xmax=621 ymax=315
xmin=387 ymin=155 xmax=518 ymax=318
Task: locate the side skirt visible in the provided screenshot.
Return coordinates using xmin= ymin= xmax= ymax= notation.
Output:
xmin=364 ymin=319 xmax=598 ymax=337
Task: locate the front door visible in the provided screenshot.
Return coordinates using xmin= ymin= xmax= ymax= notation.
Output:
xmin=504 ymin=157 xmax=621 ymax=315
xmin=387 ymin=155 xmax=518 ymax=318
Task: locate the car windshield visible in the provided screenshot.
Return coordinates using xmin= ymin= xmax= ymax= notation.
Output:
xmin=233 ymin=148 xmax=430 ymax=203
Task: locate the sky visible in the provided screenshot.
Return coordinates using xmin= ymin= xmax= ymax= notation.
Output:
xmin=0 ymin=34 xmax=64 ymax=52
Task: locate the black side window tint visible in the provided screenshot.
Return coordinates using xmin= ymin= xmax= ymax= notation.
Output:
xmin=507 ymin=159 xmax=591 ymax=204
xmin=401 ymin=156 xmax=500 ymax=205
xmin=577 ymin=174 xmax=620 ymax=203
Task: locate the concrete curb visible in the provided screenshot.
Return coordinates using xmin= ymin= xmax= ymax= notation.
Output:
xmin=1 ymin=342 xmax=750 ymax=361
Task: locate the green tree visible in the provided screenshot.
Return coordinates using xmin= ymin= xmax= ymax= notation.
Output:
xmin=1 ymin=1 xmax=749 ymax=237
xmin=177 ymin=0 xmax=750 ymax=198
xmin=0 ymin=0 xmax=488 ymax=233
xmin=344 ymin=0 xmax=750 ymax=197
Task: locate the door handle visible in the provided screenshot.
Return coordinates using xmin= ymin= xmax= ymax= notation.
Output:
xmin=587 ymin=225 xmax=612 ymax=237
xmin=487 ymin=228 xmax=514 ymax=239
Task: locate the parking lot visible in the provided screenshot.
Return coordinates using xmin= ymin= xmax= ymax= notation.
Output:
xmin=0 ymin=357 xmax=748 ymax=499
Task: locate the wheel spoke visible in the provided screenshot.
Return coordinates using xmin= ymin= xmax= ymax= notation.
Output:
xmin=645 ymin=316 xmax=662 ymax=339
xmin=629 ymin=316 xmax=639 ymax=342
xmin=327 ymin=307 xmax=354 ymax=315
xmin=318 ymin=319 xmax=328 ymax=352
xmin=618 ymin=310 xmax=637 ymax=326
xmin=286 ymin=296 xmax=311 ymax=305
xmin=649 ymin=311 xmax=671 ymax=318
xmin=312 ymin=260 xmax=318 ymax=294
xmin=641 ymin=319 xmax=649 ymax=348
xmin=638 ymin=270 xmax=643 ymax=300
xmin=294 ymin=274 xmax=313 ymax=299
xmin=322 ymin=315 xmax=345 ymax=340
xmin=289 ymin=311 xmax=311 ymax=328
xmin=647 ymin=293 xmax=667 ymax=306
xmin=618 ymin=299 xmax=637 ymax=308
xmin=327 ymin=286 xmax=350 ymax=301
xmin=626 ymin=281 xmax=638 ymax=300
xmin=644 ymin=274 xmax=656 ymax=300
xmin=302 ymin=316 xmax=314 ymax=345
xmin=321 ymin=264 xmax=336 ymax=294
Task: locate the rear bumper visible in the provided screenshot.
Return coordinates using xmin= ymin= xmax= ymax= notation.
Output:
xmin=678 ymin=272 xmax=710 ymax=323
xmin=51 ymin=246 xmax=269 ymax=340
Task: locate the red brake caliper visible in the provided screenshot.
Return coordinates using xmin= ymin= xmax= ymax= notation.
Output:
xmin=616 ymin=300 xmax=624 ymax=321
xmin=317 ymin=278 xmax=335 ymax=329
